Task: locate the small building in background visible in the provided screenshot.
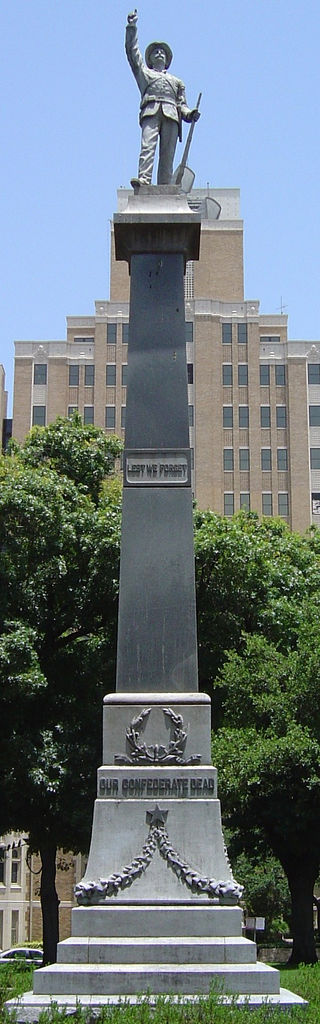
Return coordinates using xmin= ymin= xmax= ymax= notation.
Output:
xmin=0 ymin=834 xmax=84 ymax=950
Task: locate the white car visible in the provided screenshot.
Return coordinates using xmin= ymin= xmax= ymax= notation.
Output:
xmin=0 ymin=947 xmax=43 ymax=966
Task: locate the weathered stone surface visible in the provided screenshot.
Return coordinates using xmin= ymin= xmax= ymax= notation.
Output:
xmin=102 ymin=693 xmax=212 ymax=765
xmin=33 ymin=961 xmax=281 ymax=996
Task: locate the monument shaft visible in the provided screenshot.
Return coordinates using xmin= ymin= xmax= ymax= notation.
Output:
xmin=8 ymin=191 xmax=303 ymax=1017
xmin=116 ymin=250 xmax=198 ymax=692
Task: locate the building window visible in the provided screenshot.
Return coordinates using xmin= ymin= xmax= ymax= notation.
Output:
xmin=276 ymin=406 xmax=287 ymax=428
xmin=239 ymin=406 xmax=249 ymax=428
xmin=238 ymin=364 xmax=248 ymax=386
xmin=185 ymin=260 xmax=194 ymax=300
xmin=308 ymin=364 xmax=320 ymax=385
xmin=261 ymin=448 xmax=272 ymax=471
xmin=11 ymin=847 xmax=21 ymax=885
xmin=223 ymin=406 xmax=233 ymax=428
xmin=187 ymin=363 xmax=193 ymax=384
xmin=260 ymin=335 xmax=280 ymax=344
xmin=68 ymin=406 xmax=78 ymax=417
xmin=260 ymin=365 xmax=270 ymax=386
xmin=34 ymin=364 xmax=47 ymax=385
xmin=278 ymin=492 xmax=289 ymax=517
xmin=107 ymin=323 xmax=117 ymax=344
xmin=190 ymin=448 xmax=194 ymax=470
xmin=223 ymin=364 xmax=233 ymax=386
xmin=0 ymin=847 xmax=5 ymax=885
xmin=85 ymin=365 xmax=95 ymax=387
xmin=260 ymin=406 xmax=271 ymax=428
xmin=105 ymin=406 xmax=115 ymax=429
xmin=83 ymin=406 xmax=94 ymax=425
xmin=188 ymin=405 xmax=194 ymax=427
xmin=238 ymin=323 xmax=247 ymax=344
xmin=32 ymin=406 xmax=46 ymax=427
xmin=74 ymin=336 xmax=94 ymax=344
xmin=262 ymin=491 xmax=272 ymax=516
xmin=240 ymin=492 xmax=250 ymax=511
xmin=309 ymin=406 xmax=320 ymax=426
xmin=122 ymin=323 xmax=129 ymax=344
xmin=69 ymin=365 xmax=79 ymax=386
xmin=277 ymin=448 xmax=288 ymax=471
xmin=223 ymin=448 xmax=234 ymax=471
xmin=106 ymin=364 xmax=116 ymax=386
xmin=122 ymin=365 xmax=128 ymax=387
xmin=224 ymin=493 xmax=234 ymax=516
xmin=239 ymin=448 xmax=250 ymax=471
xmin=222 ymin=323 xmax=232 ymax=345
xmin=185 ymin=322 xmax=193 ymax=344
xmin=310 ymin=448 xmax=320 ymax=469
xmin=312 ymin=493 xmax=320 ymax=514
xmin=121 ymin=406 xmax=126 ymax=429
xmin=11 ymin=910 xmax=19 ymax=945
xmin=262 ymin=493 xmax=273 ymax=516
xmin=275 ymin=364 xmax=286 ymax=386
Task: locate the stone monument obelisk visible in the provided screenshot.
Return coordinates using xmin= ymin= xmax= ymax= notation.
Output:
xmin=7 ymin=13 xmax=304 ymax=1016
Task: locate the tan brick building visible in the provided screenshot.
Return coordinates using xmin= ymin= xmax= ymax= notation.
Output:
xmin=0 ymin=834 xmax=84 ymax=950
xmin=12 ymin=187 xmax=320 ymax=533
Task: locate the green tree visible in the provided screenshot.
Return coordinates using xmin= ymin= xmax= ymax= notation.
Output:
xmin=195 ymin=510 xmax=320 ymax=710
xmin=212 ymin=621 xmax=320 ymax=964
xmin=0 ymin=417 xmax=122 ymax=963
xmin=231 ymin=850 xmax=291 ymax=941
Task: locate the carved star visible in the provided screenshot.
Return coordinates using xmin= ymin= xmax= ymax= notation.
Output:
xmin=146 ymin=804 xmax=169 ymax=828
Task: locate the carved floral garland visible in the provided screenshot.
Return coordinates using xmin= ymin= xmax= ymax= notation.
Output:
xmin=74 ymin=824 xmax=243 ymax=906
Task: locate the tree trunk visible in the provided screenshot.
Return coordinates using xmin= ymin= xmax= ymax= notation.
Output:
xmin=39 ymin=840 xmax=59 ymax=965
xmin=286 ymin=861 xmax=318 ymax=965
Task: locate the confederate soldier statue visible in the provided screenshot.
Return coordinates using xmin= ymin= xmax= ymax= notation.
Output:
xmin=126 ymin=10 xmax=200 ymax=186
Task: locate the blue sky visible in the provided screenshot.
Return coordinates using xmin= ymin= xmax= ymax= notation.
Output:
xmin=1 ymin=0 xmax=319 ymax=413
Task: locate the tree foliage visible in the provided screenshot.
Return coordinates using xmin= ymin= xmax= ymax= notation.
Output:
xmin=231 ymin=850 xmax=291 ymax=940
xmin=9 ymin=412 xmax=122 ymax=504
xmin=195 ymin=510 xmax=320 ymax=702
xmin=212 ymin=620 xmax=320 ymax=964
xmin=0 ymin=417 xmax=122 ymax=961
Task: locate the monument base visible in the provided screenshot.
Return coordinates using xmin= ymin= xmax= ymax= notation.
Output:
xmin=6 ymin=903 xmax=307 ymax=1016
xmin=6 ymin=693 xmax=306 ymax=1017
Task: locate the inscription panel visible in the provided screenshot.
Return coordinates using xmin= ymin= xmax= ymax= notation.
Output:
xmin=124 ymin=449 xmax=191 ymax=487
xmin=98 ymin=775 xmax=216 ymax=799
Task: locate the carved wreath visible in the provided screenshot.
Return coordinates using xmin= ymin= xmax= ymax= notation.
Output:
xmin=75 ymin=811 xmax=243 ymax=906
xmin=114 ymin=706 xmax=201 ymax=766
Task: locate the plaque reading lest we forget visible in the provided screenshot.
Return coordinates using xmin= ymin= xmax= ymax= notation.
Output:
xmin=124 ymin=449 xmax=191 ymax=486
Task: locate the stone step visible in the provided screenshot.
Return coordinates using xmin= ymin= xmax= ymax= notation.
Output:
xmin=6 ymin=987 xmax=309 ymax=1022
xmin=58 ymin=935 xmax=256 ymax=965
xmin=33 ymin=962 xmax=280 ymax=997
xmin=72 ymin=903 xmax=243 ymax=938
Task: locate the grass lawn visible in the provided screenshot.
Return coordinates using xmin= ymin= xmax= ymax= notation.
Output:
xmin=1 ymin=962 xmax=320 ymax=1023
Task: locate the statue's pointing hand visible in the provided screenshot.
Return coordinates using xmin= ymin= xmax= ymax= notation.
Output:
xmin=127 ymin=9 xmax=138 ymax=24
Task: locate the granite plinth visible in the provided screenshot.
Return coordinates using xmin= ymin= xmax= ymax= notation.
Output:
xmin=103 ymin=693 xmax=211 ymax=764
xmin=71 ymin=904 xmax=243 ymax=938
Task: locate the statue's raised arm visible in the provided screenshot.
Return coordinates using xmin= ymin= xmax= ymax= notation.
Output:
xmin=125 ymin=10 xmax=200 ymax=188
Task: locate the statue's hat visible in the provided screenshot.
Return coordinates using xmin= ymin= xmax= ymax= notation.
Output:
xmin=145 ymin=41 xmax=173 ymax=69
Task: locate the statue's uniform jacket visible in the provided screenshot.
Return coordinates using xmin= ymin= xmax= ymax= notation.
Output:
xmin=125 ymin=22 xmax=193 ymax=183
xmin=125 ymin=24 xmax=190 ymax=130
